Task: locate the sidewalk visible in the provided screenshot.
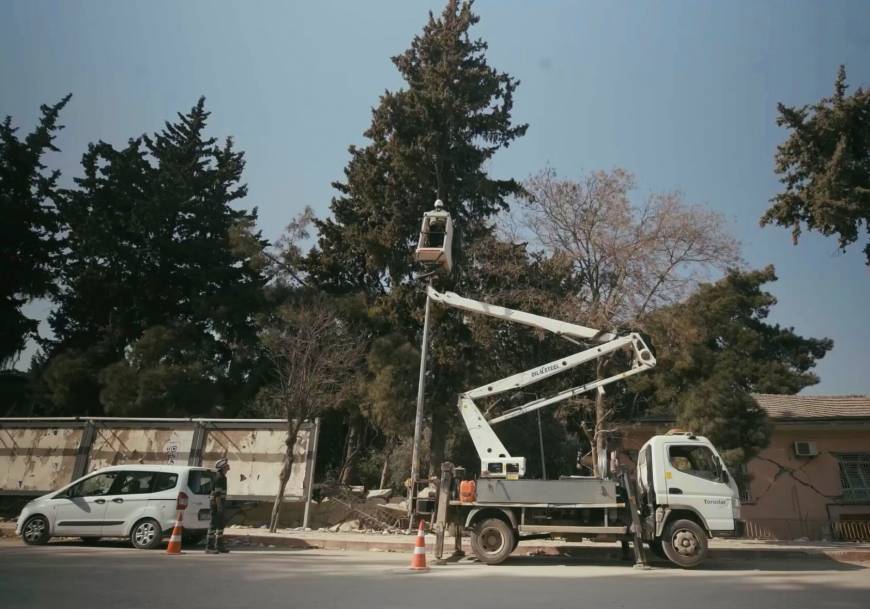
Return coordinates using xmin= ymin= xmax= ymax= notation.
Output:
xmin=222 ymin=526 xmax=870 ymax=563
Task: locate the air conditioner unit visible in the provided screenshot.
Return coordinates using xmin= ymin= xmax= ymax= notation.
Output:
xmin=794 ymin=441 xmax=818 ymax=457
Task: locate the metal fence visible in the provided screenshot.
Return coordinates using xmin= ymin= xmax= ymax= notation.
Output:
xmin=832 ymin=520 xmax=870 ymax=542
xmin=743 ymin=518 xmax=870 ymax=541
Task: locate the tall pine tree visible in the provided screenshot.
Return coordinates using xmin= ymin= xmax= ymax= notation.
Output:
xmin=305 ymin=0 xmax=527 ymax=472
xmin=308 ymin=0 xmax=526 ymax=293
xmin=0 ymin=95 xmax=70 ymax=366
xmin=39 ymin=98 xmax=266 ymax=416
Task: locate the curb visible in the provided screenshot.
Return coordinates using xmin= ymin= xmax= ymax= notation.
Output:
xmin=2 ymin=523 xmax=867 ymax=563
xmin=224 ymin=532 xmax=870 ymax=564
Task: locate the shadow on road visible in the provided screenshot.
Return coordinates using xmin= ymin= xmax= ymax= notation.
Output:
xmin=462 ymin=552 xmax=866 ymax=572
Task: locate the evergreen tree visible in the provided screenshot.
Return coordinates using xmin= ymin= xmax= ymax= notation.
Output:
xmin=39 ymin=98 xmax=266 ymax=416
xmin=0 ymin=95 xmax=70 ymax=366
xmin=632 ymin=266 xmax=833 ymax=464
xmin=304 ymin=0 xmax=528 ymax=471
xmin=308 ymin=0 xmax=526 ymax=292
xmin=762 ymin=66 xmax=870 ymax=265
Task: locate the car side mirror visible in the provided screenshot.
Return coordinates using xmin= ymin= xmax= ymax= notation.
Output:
xmin=719 ymin=467 xmax=729 ymax=484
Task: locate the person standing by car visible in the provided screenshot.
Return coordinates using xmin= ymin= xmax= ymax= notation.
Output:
xmin=206 ymin=458 xmax=230 ymax=554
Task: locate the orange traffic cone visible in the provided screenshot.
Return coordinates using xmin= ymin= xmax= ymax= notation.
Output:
xmin=409 ymin=520 xmax=429 ymax=571
xmin=166 ymin=510 xmax=184 ymax=555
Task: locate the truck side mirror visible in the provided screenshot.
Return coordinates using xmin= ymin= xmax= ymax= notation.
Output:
xmin=719 ymin=461 xmax=729 ymax=484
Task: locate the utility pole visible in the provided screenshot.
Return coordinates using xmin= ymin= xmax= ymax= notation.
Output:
xmin=408 ymin=199 xmax=452 ymax=532
xmin=302 ymin=417 xmax=321 ymax=530
xmin=537 ymin=409 xmax=547 ymax=480
xmin=407 ymin=283 xmax=433 ymax=530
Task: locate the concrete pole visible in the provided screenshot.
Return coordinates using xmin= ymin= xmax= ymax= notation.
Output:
xmin=302 ymin=417 xmax=321 ymax=530
xmin=407 ymin=285 xmax=433 ymax=531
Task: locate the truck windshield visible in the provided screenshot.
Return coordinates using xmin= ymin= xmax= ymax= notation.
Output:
xmin=668 ymin=445 xmax=719 ymax=482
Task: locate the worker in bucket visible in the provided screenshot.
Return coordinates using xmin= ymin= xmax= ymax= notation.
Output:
xmin=206 ymin=458 xmax=230 ymax=554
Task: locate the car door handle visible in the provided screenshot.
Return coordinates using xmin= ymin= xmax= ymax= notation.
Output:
xmin=94 ymin=499 xmax=106 ymax=504
xmin=112 ymin=498 xmax=124 ymax=503
xmin=668 ymin=488 xmax=683 ymax=494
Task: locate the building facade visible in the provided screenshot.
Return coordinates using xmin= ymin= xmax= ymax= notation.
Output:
xmin=619 ymin=394 xmax=870 ymax=541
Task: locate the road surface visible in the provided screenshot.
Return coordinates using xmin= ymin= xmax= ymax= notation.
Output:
xmin=1 ymin=540 xmax=867 ymax=609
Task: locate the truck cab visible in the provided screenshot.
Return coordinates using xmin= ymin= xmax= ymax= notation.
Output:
xmin=636 ymin=433 xmax=742 ymax=566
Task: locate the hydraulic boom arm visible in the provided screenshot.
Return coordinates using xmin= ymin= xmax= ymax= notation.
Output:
xmin=427 ymin=286 xmax=656 ymax=478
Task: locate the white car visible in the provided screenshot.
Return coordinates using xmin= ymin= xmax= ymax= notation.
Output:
xmin=16 ymin=464 xmax=216 ymax=549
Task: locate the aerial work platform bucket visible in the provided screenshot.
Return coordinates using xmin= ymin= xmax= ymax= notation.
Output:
xmin=414 ymin=199 xmax=453 ymax=273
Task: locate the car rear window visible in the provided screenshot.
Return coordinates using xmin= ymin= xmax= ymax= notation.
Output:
xmin=188 ymin=470 xmax=214 ymax=495
xmin=153 ymin=472 xmax=179 ymax=492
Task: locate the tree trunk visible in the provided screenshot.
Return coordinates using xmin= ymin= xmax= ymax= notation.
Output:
xmin=338 ymin=418 xmax=357 ymax=485
xmin=378 ymin=441 xmax=393 ymax=490
xmin=269 ymin=425 xmax=299 ymax=532
xmin=593 ymin=358 xmax=608 ymax=478
xmin=339 ymin=417 xmax=369 ymax=485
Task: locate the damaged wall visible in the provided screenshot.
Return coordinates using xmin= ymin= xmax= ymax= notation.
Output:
xmin=0 ymin=425 xmax=84 ymax=493
xmin=202 ymin=427 xmax=311 ymax=500
xmin=88 ymin=427 xmax=195 ymax=471
xmin=0 ymin=418 xmax=316 ymax=501
xmin=740 ymin=424 xmax=870 ymax=540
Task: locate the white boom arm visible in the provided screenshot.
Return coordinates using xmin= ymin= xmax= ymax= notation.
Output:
xmin=427 ymin=287 xmax=615 ymax=343
xmin=428 ymin=286 xmax=656 ymax=478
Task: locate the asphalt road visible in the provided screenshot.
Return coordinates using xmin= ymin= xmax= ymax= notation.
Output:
xmin=1 ymin=540 xmax=868 ymax=609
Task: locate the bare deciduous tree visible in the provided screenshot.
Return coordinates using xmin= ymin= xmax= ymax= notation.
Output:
xmin=519 ymin=168 xmax=742 ymax=474
xmin=257 ymin=301 xmax=362 ymax=532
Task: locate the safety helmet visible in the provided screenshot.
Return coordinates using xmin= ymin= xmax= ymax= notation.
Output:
xmin=214 ymin=458 xmax=229 ymax=471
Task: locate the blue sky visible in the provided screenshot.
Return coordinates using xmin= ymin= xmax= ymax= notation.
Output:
xmin=2 ymin=0 xmax=869 ymax=394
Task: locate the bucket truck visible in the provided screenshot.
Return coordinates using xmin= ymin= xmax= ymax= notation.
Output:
xmin=413 ymin=202 xmax=742 ymax=568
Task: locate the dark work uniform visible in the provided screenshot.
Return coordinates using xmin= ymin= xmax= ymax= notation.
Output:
xmin=207 ymin=472 xmax=228 ymax=553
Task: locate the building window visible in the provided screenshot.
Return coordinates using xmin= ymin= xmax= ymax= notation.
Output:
xmin=837 ymin=454 xmax=870 ymax=503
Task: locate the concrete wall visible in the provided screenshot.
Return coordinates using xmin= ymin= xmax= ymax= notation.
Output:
xmin=88 ymin=427 xmax=195 ymax=471
xmin=0 ymin=419 xmax=316 ymax=501
xmin=202 ymin=427 xmax=311 ymax=500
xmin=0 ymin=426 xmax=84 ymax=493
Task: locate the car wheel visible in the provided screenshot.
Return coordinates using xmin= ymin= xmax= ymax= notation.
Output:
xmin=469 ymin=518 xmax=515 ymax=565
xmin=130 ymin=518 xmax=162 ymax=550
xmin=21 ymin=515 xmax=51 ymax=545
xmin=661 ymin=519 xmax=708 ymax=568
xmin=80 ymin=537 xmax=102 ymax=546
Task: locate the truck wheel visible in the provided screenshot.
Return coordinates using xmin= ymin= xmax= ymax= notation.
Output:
xmin=648 ymin=540 xmax=666 ymax=559
xmin=662 ymin=519 xmax=708 ymax=568
xmin=470 ymin=518 xmax=515 ymax=565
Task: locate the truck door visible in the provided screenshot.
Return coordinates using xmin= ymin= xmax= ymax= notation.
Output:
xmin=662 ymin=442 xmax=734 ymax=532
xmin=636 ymin=444 xmax=655 ymax=512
